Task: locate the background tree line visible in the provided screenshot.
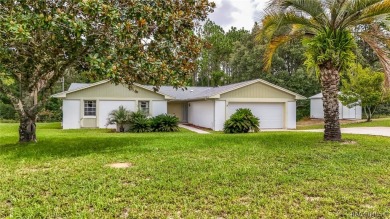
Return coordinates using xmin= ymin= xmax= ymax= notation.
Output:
xmin=195 ymin=20 xmax=320 ymax=120
xmin=1 ymin=19 xmax=389 ymax=122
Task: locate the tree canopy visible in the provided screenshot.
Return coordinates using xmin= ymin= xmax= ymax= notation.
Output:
xmin=340 ymin=64 xmax=390 ymax=121
xmin=0 ymin=0 xmax=214 ymax=142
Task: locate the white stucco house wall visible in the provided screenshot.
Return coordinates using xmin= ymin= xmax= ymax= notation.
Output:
xmin=309 ymin=92 xmax=362 ymax=120
xmin=52 ymin=79 xmax=306 ymax=130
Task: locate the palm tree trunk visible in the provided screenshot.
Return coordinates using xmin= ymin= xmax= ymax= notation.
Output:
xmin=320 ymin=62 xmax=341 ymax=141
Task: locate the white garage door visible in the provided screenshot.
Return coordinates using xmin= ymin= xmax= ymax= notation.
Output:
xmin=63 ymin=100 xmax=81 ymax=129
xmin=227 ymin=102 xmax=284 ymax=129
xmin=99 ymin=101 xmax=136 ymax=128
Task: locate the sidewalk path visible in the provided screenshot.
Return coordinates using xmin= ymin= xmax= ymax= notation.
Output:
xmin=179 ymin=124 xmax=210 ymax=134
xmin=300 ymin=127 xmax=390 ymax=137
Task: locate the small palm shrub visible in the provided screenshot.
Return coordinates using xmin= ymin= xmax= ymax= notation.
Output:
xmin=129 ymin=110 xmax=147 ymax=121
xmin=106 ymin=106 xmax=132 ymax=132
xmin=151 ymin=114 xmax=179 ymax=132
xmin=223 ymin=108 xmax=260 ymax=133
xmin=128 ymin=111 xmax=151 ymax=133
xmin=129 ymin=117 xmax=151 ymax=133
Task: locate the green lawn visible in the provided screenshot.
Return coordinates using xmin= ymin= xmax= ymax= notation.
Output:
xmin=1 ymin=123 xmax=390 ymax=218
xmin=297 ymin=118 xmax=390 ymax=130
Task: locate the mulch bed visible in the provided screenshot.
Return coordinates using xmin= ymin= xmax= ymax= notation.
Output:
xmin=181 ymin=123 xmax=213 ymax=131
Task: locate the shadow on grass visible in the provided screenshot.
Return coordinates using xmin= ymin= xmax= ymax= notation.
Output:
xmin=2 ymin=135 xmax=178 ymax=161
xmin=0 ymin=131 xmax=326 ymax=162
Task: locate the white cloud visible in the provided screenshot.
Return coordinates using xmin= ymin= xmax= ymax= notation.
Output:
xmin=208 ymin=0 xmax=267 ymax=31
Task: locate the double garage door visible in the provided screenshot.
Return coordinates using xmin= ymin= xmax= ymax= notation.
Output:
xmin=227 ymin=102 xmax=284 ymax=129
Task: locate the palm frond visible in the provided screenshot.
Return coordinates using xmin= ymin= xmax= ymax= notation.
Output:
xmin=263 ymin=30 xmax=305 ymax=71
xmin=339 ymin=0 xmax=382 ymax=25
xmin=362 ymin=0 xmax=390 ymax=17
xmin=360 ymin=28 xmax=390 ymax=86
xmin=348 ymin=0 xmax=382 ymax=14
xmin=280 ymin=0 xmax=328 ymax=25
xmin=325 ymin=0 xmax=348 ymax=28
xmin=258 ymin=10 xmax=317 ymax=72
xmin=346 ymin=0 xmax=390 ymax=27
xmin=263 ymin=35 xmax=292 ymax=71
xmin=258 ymin=12 xmax=319 ymax=41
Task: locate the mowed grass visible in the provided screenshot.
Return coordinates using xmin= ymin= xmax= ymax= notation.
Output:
xmin=1 ymin=123 xmax=390 ymax=218
xmin=297 ymin=118 xmax=390 ymax=130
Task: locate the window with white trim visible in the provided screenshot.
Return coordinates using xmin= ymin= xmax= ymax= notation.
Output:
xmin=138 ymin=101 xmax=150 ymax=115
xmin=84 ymin=100 xmax=96 ymax=116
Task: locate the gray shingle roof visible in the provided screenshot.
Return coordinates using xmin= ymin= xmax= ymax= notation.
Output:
xmin=68 ymin=83 xmax=90 ymax=91
xmin=143 ymin=80 xmax=261 ymax=100
xmin=61 ymin=79 xmax=306 ymax=100
xmin=149 ymin=86 xmax=211 ymax=100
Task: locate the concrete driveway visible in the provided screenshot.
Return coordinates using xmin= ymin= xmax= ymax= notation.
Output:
xmin=301 ymin=127 xmax=390 ymax=137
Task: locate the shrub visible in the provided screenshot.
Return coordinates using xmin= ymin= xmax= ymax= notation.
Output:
xmin=296 ymin=99 xmax=310 ymax=121
xmin=129 ymin=110 xmax=147 ymax=121
xmin=37 ymin=110 xmax=55 ymax=122
xmin=0 ymin=102 xmax=17 ymax=120
xmin=151 ymin=114 xmax=179 ymax=132
xmin=128 ymin=111 xmax=151 ymax=133
xmin=106 ymin=106 xmax=132 ymax=132
xmin=129 ymin=117 xmax=151 ymax=133
xmin=223 ymin=108 xmax=260 ymax=133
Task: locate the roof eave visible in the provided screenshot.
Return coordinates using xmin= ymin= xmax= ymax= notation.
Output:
xmin=295 ymin=95 xmax=307 ymax=100
xmin=208 ymin=94 xmax=220 ymax=99
xmin=51 ymin=93 xmax=66 ymax=98
xmin=51 ymin=80 xmax=110 ymax=97
xmin=176 ymin=96 xmax=213 ymax=101
xmin=134 ymin=83 xmax=175 ymax=99
xmin=209 ymin=79 xmax=307 ymax=100
xmin=51 ymin=80 xmax=173 ymax=99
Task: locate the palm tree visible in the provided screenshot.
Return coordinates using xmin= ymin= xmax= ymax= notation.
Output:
xmin=106 ymin=106 xmax=131 ymax=132
xmin=259 ymin=0 xmax=390 ymax=141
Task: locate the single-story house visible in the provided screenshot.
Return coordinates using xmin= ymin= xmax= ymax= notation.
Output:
xmin=52 ymin=79 xmax=306 ymax=131
xmin=309 ymin=92 xmax=362 ymax=120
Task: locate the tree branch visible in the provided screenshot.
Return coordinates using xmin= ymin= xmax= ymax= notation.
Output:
xmin=0 ymin=81 xmax=25 ymax=117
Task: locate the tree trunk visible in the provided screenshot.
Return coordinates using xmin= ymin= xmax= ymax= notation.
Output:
xmin=366 ymin=106 xmax=377 ymax=122
xmin=19 ymin=116 xmax=37 ymax=142
xmin=320 ymin=62 xmax=341 ymax=141
xmin=366 ymin=107 xmax=372 ymax=122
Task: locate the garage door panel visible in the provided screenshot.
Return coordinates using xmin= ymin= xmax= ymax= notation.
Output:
xmin=99 ymin=101 xmax=135 ymax=128
xmin=227 ymin=103 xmax=284 ymax=129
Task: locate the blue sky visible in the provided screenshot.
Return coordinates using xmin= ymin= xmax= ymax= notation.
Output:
xmin=208 ymin=0 xmax=268 ymax=31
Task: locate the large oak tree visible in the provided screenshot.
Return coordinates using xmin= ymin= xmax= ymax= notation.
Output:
xmin=259 ymin=0 xmax=390 ymax=141
xmin=0 ymin=0 xmax=214 ymax=142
